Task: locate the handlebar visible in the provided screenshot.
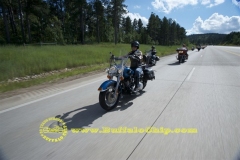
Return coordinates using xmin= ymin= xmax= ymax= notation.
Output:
xmin=109 ymin=53 xmax=129 ymax=61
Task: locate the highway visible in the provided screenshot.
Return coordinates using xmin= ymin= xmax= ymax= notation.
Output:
xmin=0 ymin=46 xmax=240 ymax=160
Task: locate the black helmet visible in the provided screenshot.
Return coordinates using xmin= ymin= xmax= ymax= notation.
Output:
xmin=131 ymin=41 xmax=140 ymax=49
xmin=152 ymin=46 xmax=155 ymax=49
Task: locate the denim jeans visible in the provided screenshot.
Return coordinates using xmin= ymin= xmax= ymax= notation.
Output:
xmin=130 ymin=67 xmax=142 ymax=78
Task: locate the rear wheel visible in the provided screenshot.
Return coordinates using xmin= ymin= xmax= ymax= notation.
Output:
xmin=182 ymin=57 xmax=185 ymax=63
xmin=99 ymin=84 xmax=120 ymax=111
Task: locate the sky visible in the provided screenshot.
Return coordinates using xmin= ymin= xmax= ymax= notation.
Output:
xmin=124 ymin=0 xmax=240 ymax=35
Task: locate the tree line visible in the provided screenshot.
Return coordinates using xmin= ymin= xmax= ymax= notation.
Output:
xmin=223 ymin=32 xmax=240 ymax=45
xmin=187 ymin=33 xmax=226 ymax=46
xmin=0 ymin=0 xmax=188 ymax=45
xmin=187 ymin=32 xmax=240 ymax=46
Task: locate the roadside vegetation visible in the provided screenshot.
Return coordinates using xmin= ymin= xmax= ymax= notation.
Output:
xmin=0 ymin=44 xmax=180 ymax=93
xmin=187 ymin=32 xmax=240 ymax=46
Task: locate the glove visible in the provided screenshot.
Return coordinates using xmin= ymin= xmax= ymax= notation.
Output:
xmin=128 ymin=55 xmax=134 ymax=59
xmin=129 ymin=55 xmax=139 ymax=61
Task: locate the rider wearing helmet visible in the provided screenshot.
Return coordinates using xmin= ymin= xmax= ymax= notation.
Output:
xmin=127 ymin=41 xmax=143 ymax=92
xmin=151 ymin=46 xmax=157 ymax=55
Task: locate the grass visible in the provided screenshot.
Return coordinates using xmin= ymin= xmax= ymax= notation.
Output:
xmin=0 ymin=64 xmax=108 ymax=93
xmin=0 ymin=43 xmax=179 ymax=93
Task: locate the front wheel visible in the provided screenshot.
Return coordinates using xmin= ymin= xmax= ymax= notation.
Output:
xmin=99 ymin=84 xmax=120 ymax=111
xmin=152 ymin=60 xmax=156 ymax=65
xmin=143 ymin=81 xmax=147 ymax=89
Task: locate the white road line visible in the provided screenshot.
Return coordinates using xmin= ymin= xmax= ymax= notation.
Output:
xmin=0 ymin=79 xmax=104 ymax=114
xmin=187 ymin=67 xmax=195 ymax=81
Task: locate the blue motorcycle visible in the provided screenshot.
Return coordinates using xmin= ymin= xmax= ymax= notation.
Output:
xmin=98 ymin=53 xmax=155 ymax=111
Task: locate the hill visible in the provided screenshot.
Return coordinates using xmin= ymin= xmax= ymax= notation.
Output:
xmin=187 ymin=33 xmax=227 ymax=45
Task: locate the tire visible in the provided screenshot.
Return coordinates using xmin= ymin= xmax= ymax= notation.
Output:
xmin=153 ymin=60 xmax=156 ymax=65
xmin=178 ymin=55 xmax=181 ymax=64
xmin=99 ymin=84 xmax=120 ymax=111
xmin=143 ymin=81 xmax=147 ymax=89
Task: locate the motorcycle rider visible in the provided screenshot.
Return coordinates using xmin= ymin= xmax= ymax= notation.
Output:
xmin=151 ymin=46 xmax=157 ymax=55
xmin=182 ymin=44 xmax=189 ymax=60
xmin=151 ymin=45 xmax=160 ymax=61
xmin=123 ymin=41 xmax=143 ymax=92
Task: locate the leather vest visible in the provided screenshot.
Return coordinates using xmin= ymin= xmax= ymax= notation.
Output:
xmin=129 ymin=51 xmax=140 ymax=68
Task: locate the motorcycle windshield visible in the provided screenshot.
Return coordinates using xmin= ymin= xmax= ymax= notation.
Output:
xmin=108 ymin=53 xmax=130 ymax=77
xmin=112 ymin=58 xmax=129 ymax=69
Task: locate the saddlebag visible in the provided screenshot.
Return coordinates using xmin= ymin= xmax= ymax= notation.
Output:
xmin=155 ymin=56 xmax=160 ymax=61
xmin=143 ymin=68 xmax=155 ymax=80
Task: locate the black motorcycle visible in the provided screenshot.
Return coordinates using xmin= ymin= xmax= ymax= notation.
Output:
xmin=176 ymin=48 xmax=188 ymax=64
xmin=144 ymin=50 xmax=160 ymax=66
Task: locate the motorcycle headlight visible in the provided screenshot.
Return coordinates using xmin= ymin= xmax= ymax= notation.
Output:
xmin=118 ymin=69 xmax=123 ymax=74
xmin=109 ymin=66 xmax=117 ymax=74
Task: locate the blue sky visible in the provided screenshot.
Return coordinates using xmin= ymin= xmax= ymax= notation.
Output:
xmin=124 ymin=0 xmax=240 ymax=35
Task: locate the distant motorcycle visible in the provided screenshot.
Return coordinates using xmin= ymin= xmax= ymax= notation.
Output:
xmin=197 ymin=46 xmax=201 ymax=52
xmin=144 ymin=49 xmax=160 ymax=66
xmin=191 ymin=47 xmax=194 ymax=51
xmin=176 ymin=48 xmax=188 ymax=64
xmin=98 ymin=53 xmax=155 ymax=111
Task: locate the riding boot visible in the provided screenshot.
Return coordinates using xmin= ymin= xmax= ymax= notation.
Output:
xmin=134 ymin=77 xmax=140 ymax=91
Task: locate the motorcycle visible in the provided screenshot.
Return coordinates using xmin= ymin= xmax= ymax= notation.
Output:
xmin=176 ymin=48 xmax=188 ymax=64
xmin=98 ymin=53 xmax=155 ymax=111
xmin=144 ymin=49 xmax=160 ymax=66
xmin=191 ymin=47 xmax=194 ymax=51
xmin=197 ymin=47 xmax=201 ymax=51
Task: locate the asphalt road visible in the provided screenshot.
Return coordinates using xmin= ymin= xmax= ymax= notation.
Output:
xmin=0 ymin=46 xmax=240 ymax=160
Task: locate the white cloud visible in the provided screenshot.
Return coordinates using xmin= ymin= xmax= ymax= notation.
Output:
xmin=151 ymin=0 xmax=198 ymax=14
xmin=151 ymin=0 xmax=225 ymax=13
xmin=206 ymin=0 xmax=224 ymax=8
xmin=201 ymin=0 xmax=210 ymax=5
xmin=124 ymin=13 xmax=148 ymax=26
xmin=187 ymin=13 xmax=240 ymax=35
xmin=232 ymin=0 xmax=240 ymax=7
xmin=147 ymin=6 xmax=151 ymax=10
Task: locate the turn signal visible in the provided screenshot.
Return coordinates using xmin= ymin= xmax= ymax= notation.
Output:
xmin=120 ymin=76 xmax=124 ymax=81
xmin=107 ymin=75 xmax=112 ymax=79
xmin=98 ymin=88 xmax=102 ymax=91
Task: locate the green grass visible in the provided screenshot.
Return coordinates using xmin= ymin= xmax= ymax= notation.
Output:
xmin=0 ymin=43 xmax=179 ymax=92
xmin=0 ymin=64 xmax=108 ymax=93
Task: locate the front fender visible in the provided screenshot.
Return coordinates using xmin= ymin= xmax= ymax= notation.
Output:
xmin=98 ymin=80 xmax=117 ymax=92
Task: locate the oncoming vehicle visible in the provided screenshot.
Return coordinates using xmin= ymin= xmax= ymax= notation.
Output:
xmin=144 ymin=46 xmax=160 ymax=66
xmin=97 ymin=53 xmax=155 ymax=111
